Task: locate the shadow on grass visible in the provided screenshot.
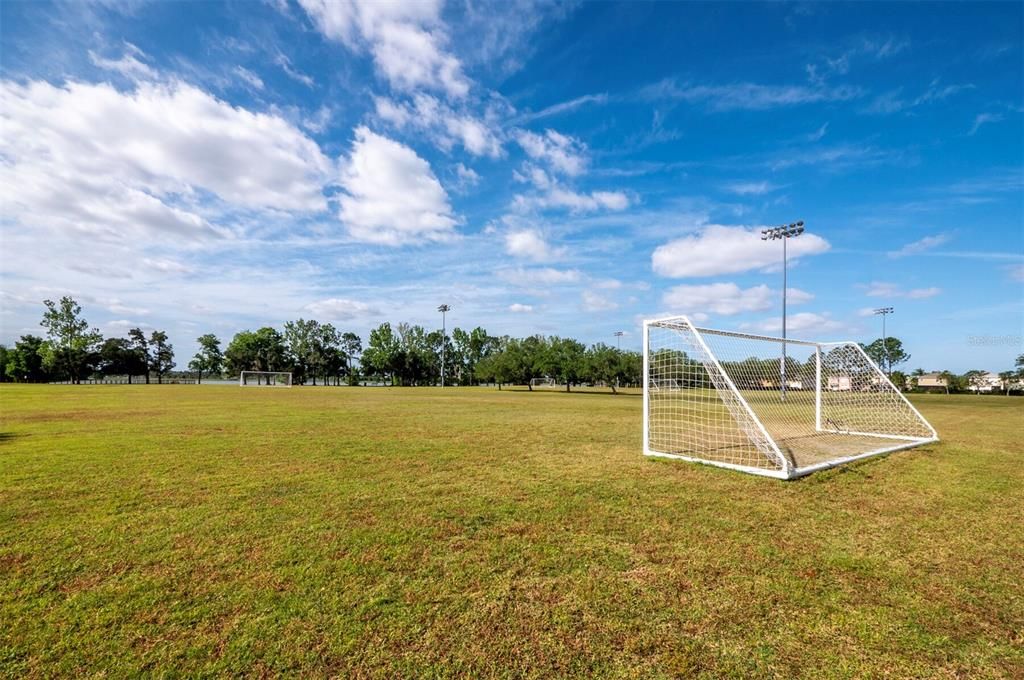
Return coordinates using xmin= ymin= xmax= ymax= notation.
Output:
xmin=496 ymin=387 xmax=642 ymax=397
xmin=0 ymin=432 xmax=22 ymax=446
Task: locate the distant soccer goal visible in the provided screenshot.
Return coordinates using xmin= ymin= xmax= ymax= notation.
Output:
xmin=643 ymin=316 xmax=937 ymax=479
xmin=239 ymin=371 xmax=293 ymax=387
xmin=529 ymin=377 xmax=556 ymax=389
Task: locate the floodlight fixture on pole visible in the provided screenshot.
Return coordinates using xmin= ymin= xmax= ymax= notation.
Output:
xmin=760 ymin=220 xmax=805 ymax=402
xmin=873 ymin=307 xmax=894 ymax=376
xmin=437 ymin=304 xmax=451 ymax=388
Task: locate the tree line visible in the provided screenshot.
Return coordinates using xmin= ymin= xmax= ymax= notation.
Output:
xmin=0 ymin=296 xmax=644 ymax=391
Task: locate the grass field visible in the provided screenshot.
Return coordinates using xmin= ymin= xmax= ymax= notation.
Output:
xmin=1 ymin=385 xmax=1022 ymax=678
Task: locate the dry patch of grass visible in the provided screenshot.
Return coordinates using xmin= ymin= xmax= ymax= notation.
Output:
xmin=1 ymin=386 xmax=1022 ymax=678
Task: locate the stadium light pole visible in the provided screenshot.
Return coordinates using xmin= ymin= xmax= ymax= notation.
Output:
xmin=437 ymin=304 xmax=451 ymax=388
xmin=873 ymin=307 xmax=894 ymax=376
xmin=613 ymin=330 xmax=624 ymax=389
xmin=760 ymin=220 xmax=805 ymax=402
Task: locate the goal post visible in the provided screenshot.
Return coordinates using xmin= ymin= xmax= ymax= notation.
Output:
xmin=643 ymin=316 xmax=937 ymax=479
xmin=239 ymin=371 xmax=293 ymax=387
xmin=529 ymin=377 xmax=556 ymax=389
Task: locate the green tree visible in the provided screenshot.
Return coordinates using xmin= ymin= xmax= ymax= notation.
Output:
xmin=998 ymin=370 xmax=1017 ymax=396
xmin=362 ymin=323 xmax=401 ymax=385
xmin=128 ymin=327 xmax=152 ymax=383
xmin=3 ymin=335 xmax=48 ymax=382
xmin=860 ymin=337 xmax=910 ymax=373
xmin=149 ymin=330 xmax=175 ymax=384
xmin=39 ymin=296 xmax=102 ymax=383
xmin=587 ymin=343 xmax=626 ymax=394
xmin=340 ymin=332 xmax=362 ymax=385
xmin=541 ymin=336 xmax=587 ymax=392
xmin=889 ymin=370 xmax=907 ymax=391
xmin=938 ymin=370 xmax=959 ymax=395
xmin=98 ymin=338 xmax=136 ymax=381
xmin=283 ymin=319 xmax=321 ymax=385
xmin=190 ymin=334 xmax=223 ymax=384
xmin=962 ymin=369 xmax=988 ymax=394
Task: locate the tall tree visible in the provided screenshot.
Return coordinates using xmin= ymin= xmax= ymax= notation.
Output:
xmin=587 ymin=343 xmax=626 ymax=394
xmin=362 ymin=323 xmax=401 ymax=385
xmin=962 ymin=369 xmax=988 ymax=394
xmin=149 ymin=330 xmax=175 ymax=384
xmin=998 ymin=370 xmax=1017 ymax=396
xmin=340 ymin=331 xmax=362 ymax=385
xmin=190 ymin=334 xmax=223 ymax=384
xmin=3 ymin=335 xmax=48 ymax=383
xmin=860 ymin=337 xmax=910 ymax=373
xmin=38 ymin=296 xmax=102 ymax=383
xmin=128 ymin=327 xmax=152 ymax=383
xmin=541 ymin=336 xmax=587 ymax=392
xmin=98 ymin=338 xmax=136 ymax=381
xmin=283 ymin=319 xmax=321 ymax=385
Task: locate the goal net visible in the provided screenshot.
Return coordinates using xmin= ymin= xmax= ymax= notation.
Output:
xmin=239 ymin=371 xmax=293 ymax=387
xmin=529 ymin=377 xmax=556 ymax=389
xmin=643 ymin=316 xmax=937 ymax=479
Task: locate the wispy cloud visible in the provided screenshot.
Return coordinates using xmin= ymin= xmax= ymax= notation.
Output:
xmin=515 ymin=93 xmax=609 ymax=123
xmin=861 ymin=281 xmax=941 ymax=299
xmin=968 ymin=112 xmax=1005 ymax=135
xmin=888 ymin=234 xmax=952 ymax=258
xmin=639 ymin=78 xmax=863 ymax=111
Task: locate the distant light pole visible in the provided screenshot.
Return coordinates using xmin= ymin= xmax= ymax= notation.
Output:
xmin=613 ymin=331 xmax=624 ymax=389
xmin=761 ymin=220 xmax=805 ymax=402
xmin=873 ymin=307 xmax=894 ymax=376
xmin=437 ymin=304 xmax=451 ymax=388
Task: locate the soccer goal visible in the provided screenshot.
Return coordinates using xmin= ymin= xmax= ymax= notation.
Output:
xmin=529 ymin=377 xmax=557 ymax=389
xmin=239 ymin=371 xmax=293 ymax=387
xmin=643 ymin=316 xmax=937 ymax=479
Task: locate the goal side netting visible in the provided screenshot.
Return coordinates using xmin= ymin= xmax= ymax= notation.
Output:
xmin=643 ymin=316 xmax=937 ymax=479
xmin=239 ymin=371 xmax=293 ymax=387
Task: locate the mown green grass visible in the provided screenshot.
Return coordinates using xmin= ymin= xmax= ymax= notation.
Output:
xmin=1 ymin=386 xmax=1022 ymax=678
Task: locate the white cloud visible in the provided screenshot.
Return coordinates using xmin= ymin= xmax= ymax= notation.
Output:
xmin=862 ymin=281 xmax=942 ymax=299
xmin=723 ymin=181 xmax=779 ymax=196
xmin=743 ymin=312 xmax=846 ymax=335
xmin=337 ymin=126 xmax=458 ymax=245
xmin=516 ymin=187 xmax=630 ymax=214
xmin=582 ymin=290 xmax=618 ymax=312
xmin=1008 ymin=264 xmax=1024 ymax=283
xmin=233 ymin=66 xmax=265 ymax=90
xmin=504 ymin=229 xmax=564 ymax=262
xmin=969 ymin=113 xmax=1004 ymax=135
xmin=274 ymin=52 xmax=315 ymax=88
xmin=662 ymin=283 xmax=812 ymax=316
xmin=514 ymin=128 xmax=587 ymax=175
xmin=496 ymin=267 xmax=581 ymax=286
xmin=640 ymin=78 xmax=862 ymax=111
xmin=516 ymin=93 xmax=609 ymax=123
xmin=303 ymin=298 xmax=377 ymax=320
xmin=508 ymin=303 xmax=533 ymax=313
xmin=298 ymin=0 xmax=470 ymax=98
xmin=374 ymin=94 xmax=502 ymax=157
xmin=652 ymin=225 xmax=831 ymax=278
xmin=888 ymin=234 xmax=951 ymax=257
xmin=454 ymin=163 xmax=480 ymax=189
xmin=142 ymin=257 xmax=193 ymax=274
xmin=0 ymin=79 xmax=331 ymax=244
xmin=88 ymin=43 xmax=156 ymax=80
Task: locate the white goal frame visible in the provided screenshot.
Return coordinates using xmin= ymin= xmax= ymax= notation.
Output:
xmin=239 ymin=371 xmax=293 ymax=387
xmin=529 ymin=377 xmax=557 ymax=389
xmin=642 ymin=316 xmax=938 ymax=479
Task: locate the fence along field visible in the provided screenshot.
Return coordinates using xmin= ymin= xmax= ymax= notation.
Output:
xmin=0 ymin=384 xmax=1021 ymax=677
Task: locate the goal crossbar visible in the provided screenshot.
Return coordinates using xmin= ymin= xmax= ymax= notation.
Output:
xmin=643 ymin=316 xmax=938 ymax=479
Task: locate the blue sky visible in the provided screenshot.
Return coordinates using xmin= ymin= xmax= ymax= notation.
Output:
xmin=0 ymin=1 xmax=1021 ymax=372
